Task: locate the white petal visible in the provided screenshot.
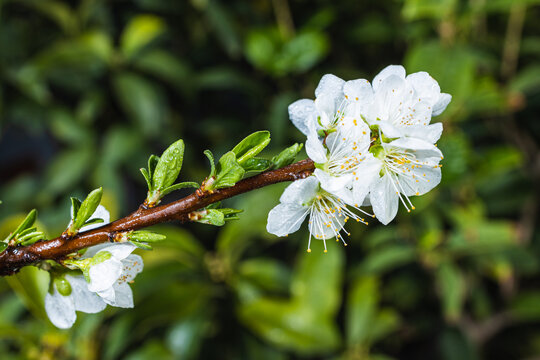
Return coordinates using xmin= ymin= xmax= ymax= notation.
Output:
xmin=305 ymin=133 xmax=327 ymax=164
xmin=45 ymin=288 xmax=76 ymax=329
xmin=288 ymin=99 xmax=316 ymax=135
xmin=119 ymin=255 xmax=144 ymax=284
xmin=401 ymin=123 xmax=443 ymax=144
xmin=378 ymin=121 xmax=403 ymax=139
xmin=104 ymin=282 xmax=134 ymax=308
xmin=314 ymin=93 xmax=338 ymax=127
xmin=315 ymin=74 xmax=345 ymax=98
xmin=66 ymin=275 xmax=106 ymax=314
xmin=267 ymin=203 xmax=309 ymax=237
xmin=372 ymin=65 xmax=406 ymax=91
xmin=343 ymin=79 xmax=373 ymax=103
xmin=80 ymin=205 xmax=110 ymax=232
xmin=103 ymin=243 xmax=137 ymax=260
xmin=388 ymin=137 xmax=443 ymax=158
xmin=97 ymin=286 xmax=116 ymax=303
xmin=88 ymin=258 xmax=123 ymax=292
xmin=314 ymin=169 xmax=354 ymax=204
xmin=433 ymin=93 xmax=451 ymax=116
xmin=370 ymin=174 xmax=399 ymax=225
xmin=279 ymin=176 xmax=319 ymax=204
xmin=83 ymin=243 xmax=112 ymax=259
xmin=398 ymin=161 xmax=442 ymax=197
xmin=352 ymin=156 xmax=382 ymax=205
xmin=406 ymin=72 xmax=441 ymax=98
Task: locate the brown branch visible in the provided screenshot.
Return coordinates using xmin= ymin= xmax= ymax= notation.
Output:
xmin=0 ymin=159 xmax=315 ymax=276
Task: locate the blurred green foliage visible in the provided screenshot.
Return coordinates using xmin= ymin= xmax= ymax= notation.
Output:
xmin=0 ymin=0 xmax=539 ymax=359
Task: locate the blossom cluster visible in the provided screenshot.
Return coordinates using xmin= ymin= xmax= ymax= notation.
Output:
xmin=267 ymin=65 xmax=451 ymax=252
xmin=45 ymin=206 xmax=143 ymax=329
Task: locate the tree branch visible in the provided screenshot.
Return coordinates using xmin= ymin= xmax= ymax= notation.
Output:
xmin=0 ymin=159 xmax=315 ymax=276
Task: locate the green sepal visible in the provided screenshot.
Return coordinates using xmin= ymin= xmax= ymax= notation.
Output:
xmin=369 ymin=145 xmax=385 ymax=160
xmin=160 ymin=182 xmax=199 ymax=197
xmin=204 ymin=150 xmax=216 ymax=177
xmin=0 ymin=242 xmax=8 ymax=253
xmin=130 ymin=241 xmax=153 ymax=250
xmin=242 ymin=158 xmax=272 ymax=173
xmin=7 ymin=209 xmax=37 ymax=241
xmin=53 ymin=275 xmax=72 ymax=297
xmin=69 ymin=187 xmax=103 ymax=235
xmin=152 ymin=139 xmax=185 ymax=192
xmin=231 ymin=131 xmax=271 ymax=166
xmin=271 ymin=143 xmax=303 ymax=169
xmin=317 ymin=128 xmax=337 ymax=137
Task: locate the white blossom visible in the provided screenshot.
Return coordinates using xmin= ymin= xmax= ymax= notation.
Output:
xmin=358 ymin=137 xmax=443 ymax=224
xmin=45 ymin=205 xmax=144 ymax=329
xmin=364 ymin=65 xmax=451 ymax=144
xmin=84 ymin=243 xmax=143 ymax=308
xmin=267 ymin=176 xmax=369 ymax=252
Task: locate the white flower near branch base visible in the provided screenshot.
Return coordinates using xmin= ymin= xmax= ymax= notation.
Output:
xmin=45 ymin=205 xmax=144 ymax=329
xmin=364 ymin=65 xmax=451 ymax=144
xmin=267 ymin=176 xmax=369 ymax=252
xmin=45 ymin=274 xmax=107 ymax=329
xmin=84 ymin=243 xmax=143 ymax=308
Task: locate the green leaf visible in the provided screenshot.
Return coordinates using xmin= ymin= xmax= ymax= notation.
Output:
xmin=242 ymin=158 xmax=272 ymax=173
xmin=204 ymin=150 xmax=216 ymax=177
xmin=71 ymin=197 xmax=82 ymax=218
xmin=148 ymin=154 xmax=160 ymax=179
xmin=212 ymin=151 xmax=245 ymax=189
xmin=160 ymin=182 xmax=199 ymax=197
xmin=195 ymin=209 xmax=225 ymax=226
xmin=271 ymin=143 xmax=303 ymax=169
xmin=121 ymin=15 xmax=166 ymax=58
xmin=140 ymin=168 xmax=152 ymax=190
xmin=128 ymin=231 xmax=167 ymax=243
xmin=113 ymin=72 xmax=168 ymax=137
xmin=70 ymin=187 xmax=103 ymax=234
xmin=231 ymin=131 xmax=271 ymax=166
xmin=152 ymin=139 xmax=185 ymax=192
xmin=7 ymin=209 xmax=37 ymax=241
xmin=83 ymin=218 xmax=104 ymax=227
xmin=0 ymin=242 xmax=8 ymax=253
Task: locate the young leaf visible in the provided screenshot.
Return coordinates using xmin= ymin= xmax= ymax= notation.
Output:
xmin=128 ymin=231 xmax=167 ymax=243
xmin=232 ymin=131 xmax=271 ymax=166
xmin=152 ymin=139 xmax=185 ymax=191
xmin=70 ymin=198 xmax=82 ymax=219
xmin=204 ymin=150 xmax=216 ymax=177
xmin=0 ymin=242 xmax=8 ymax=253
xmin=242 ymin=158 xmax=272 ymax=173
xmin=272 ymin=143 xmax=303 ymax=169
xmin=7 ymin=209 xmax=37 ymax=241
xmin=140 ymin=167 xmax=152 ymax=190
xmin=148 ymin=154 xmax=159 ymax=179
xmin=196 ymin=209 xmax=225 ymax=226
xmin=212 ymin=151 xmax=245 ymax=189
xmin=83 ymin=218 xmax=105 ymax=227
xmin=160 ymin=181 xmax=199 ymax=197
xmin=70 ymin=187 xmax=103 ymax=234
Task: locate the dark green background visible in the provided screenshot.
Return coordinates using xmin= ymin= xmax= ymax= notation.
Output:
xmin=0 ymin=0 xmax=539 ymax=359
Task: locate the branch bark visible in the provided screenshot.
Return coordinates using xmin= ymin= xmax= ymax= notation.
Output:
xmin=0 ymin=159 xmax=315 ymax=276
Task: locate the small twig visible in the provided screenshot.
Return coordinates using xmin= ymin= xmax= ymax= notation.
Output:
xmin=0 ymin=159 xmax=315 ymax=276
